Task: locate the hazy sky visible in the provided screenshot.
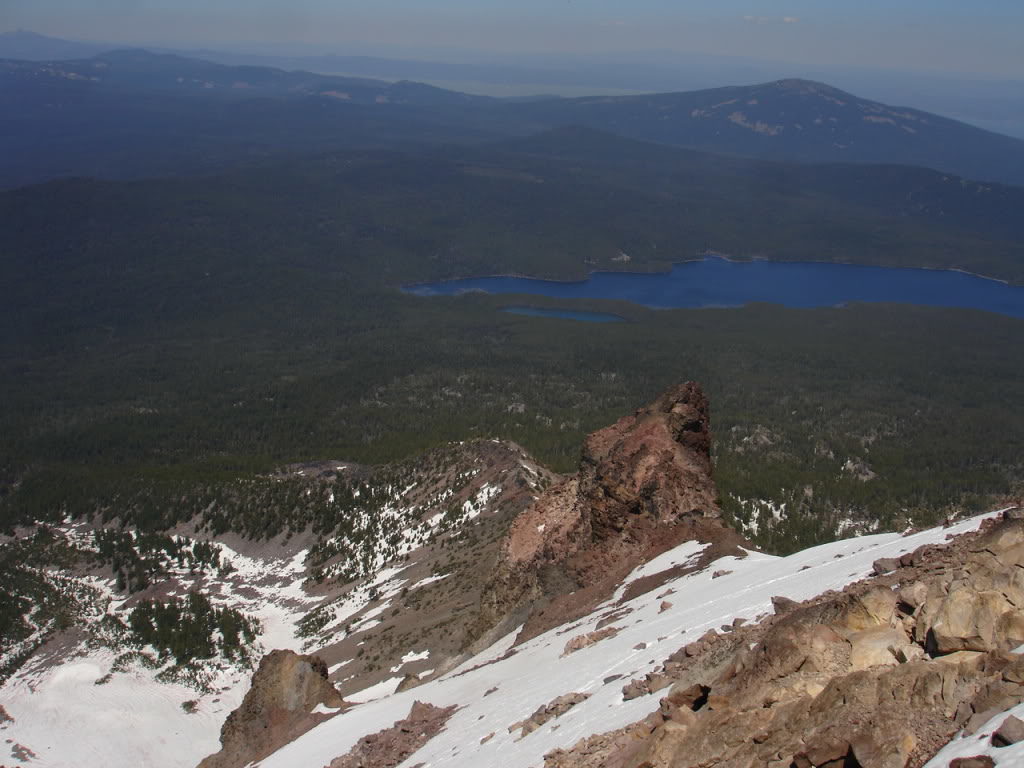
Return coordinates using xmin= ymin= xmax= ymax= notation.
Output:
xmin=4 ymin=0 xmax=1024 ymax=77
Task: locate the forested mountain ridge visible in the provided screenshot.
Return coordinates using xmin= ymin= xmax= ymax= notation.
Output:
xmin=0 ymin=48 xmax=492 ymax=103
xmin=510 ymin=78 xmax=1024 ymax=186
xmin=3 ymin=50 xmax=1024 ymax=189
xmin=0 ymin=50 xmax=503 ymax=189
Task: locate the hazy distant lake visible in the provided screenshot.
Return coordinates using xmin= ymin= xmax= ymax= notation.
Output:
xmin=405 ymin=257 xmax=1024 ymax=320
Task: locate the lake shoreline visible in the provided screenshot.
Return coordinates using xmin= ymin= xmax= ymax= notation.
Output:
xmin=402 ymin=251 xmax=1016 ymax=293
xmin=402 ymin=253 xmax=1024 ymax=320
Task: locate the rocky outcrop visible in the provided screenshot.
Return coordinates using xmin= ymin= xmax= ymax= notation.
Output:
xmin=325 ymin=700 xmax=457 ymax=768
xmin=510 ymin=692 xmax=591 ymax=739
xmin=471 ymin=382 xmax=746 ymax=647
xmin=545 ymin=511 xmax=1024 ymax=768
xmin=197 ymin=650 xmax=347 ymax=768
xmin=563 ymin=627 xmax=621 ymax=656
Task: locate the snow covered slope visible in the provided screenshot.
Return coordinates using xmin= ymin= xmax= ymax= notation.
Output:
xmin=0 ymin=439 xmax=548 ymax=768
xmin=256 ymin=511 xmax=1005 ymax=768
xmin=0 ymin=543 xmax=314 ymax=768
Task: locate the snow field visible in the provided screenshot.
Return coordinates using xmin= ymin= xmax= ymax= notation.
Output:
xmin=258 ymin=510 xmax=1005 ymax=768
xmin=0 ymin=544 xmax=317 ymax=768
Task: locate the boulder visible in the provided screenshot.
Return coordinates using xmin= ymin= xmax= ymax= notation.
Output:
xmin=563 ymin=626 xmax=620 ymax=656
xmin=802 ymin=738 xmax=851 ymax=767
xmin=928 ymin=587 xmax=1015 ymax=653
xmin=979 ymin=519 xmax=1024 ymax=553
xmin=992 ymin=714 xmax=1024 ymax=747
xmin=949 ymin=758 xmax=995 ymax=768
xmin=847 ymin=628 xmax=909 ymax=671
xmin=997 ymin=611 xmax=1024 ymax=649
xmin=850 ymin=726 xmax=917 ymax=768
xmin=510 ymin=692 xmax=590 ymax=738
xmin=897 ymin=582 xmax=929 ymax=612
xmin=842 ymin=586 xmax=898 ymax=631
xmin=771 ymin=595 xmax=799 ymax=615
xmin=871 ymin=557 xmax=900 ymax=575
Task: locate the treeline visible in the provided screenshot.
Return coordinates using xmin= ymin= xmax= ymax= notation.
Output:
xmin=92 ymin=530 xmax=226 ymax=593
xmin=127 ymin=592 xmax=260 ymax=665
xmin=0 ymin=527 xmax=98 ymax=682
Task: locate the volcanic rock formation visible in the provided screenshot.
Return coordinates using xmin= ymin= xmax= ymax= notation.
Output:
xmin=198 ymin=650 xmax=347 ymax=768
xmin=470 ymin=381 xmax=747 ymax=648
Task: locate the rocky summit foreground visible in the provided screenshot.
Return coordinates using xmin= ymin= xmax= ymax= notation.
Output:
xmin=546 ymin=510 xmax=1024 ymax=768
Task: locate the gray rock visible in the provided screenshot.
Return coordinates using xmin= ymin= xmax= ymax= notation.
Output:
xmin=871 ymin=557 xmax=901 ymax=575
xmin=992 ymin=714 xmax=1024 ymax=747
xmin=966 ymin=707 xmax=1005 ymax=735
xmin=771 ymin=595 xmax=799 ymax=614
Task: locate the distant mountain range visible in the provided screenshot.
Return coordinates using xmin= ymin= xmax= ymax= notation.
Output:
xmin=513 ymin=79 xmax=1024 ymax=187
xmin=2 ymin=47 xmax=1024 ymax=190
xmin=0 ymin=47 xmax=490 ymax=105
xmin=0 ymin=28 xmax=110 ymax=60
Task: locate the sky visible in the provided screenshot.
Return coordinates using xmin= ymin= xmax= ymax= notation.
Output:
xmin=3 ymin=0 xmax=1024 ymax=77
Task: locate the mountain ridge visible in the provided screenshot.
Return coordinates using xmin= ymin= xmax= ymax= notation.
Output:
xmin=3 ymin=48 xmax=1024 ymax=189
xmin=510 ymin=78 xmax=1024 ymax=186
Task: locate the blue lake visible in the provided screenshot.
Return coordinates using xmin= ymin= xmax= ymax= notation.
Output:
xmin=404 ymin=258 xmax=1024 ymax=320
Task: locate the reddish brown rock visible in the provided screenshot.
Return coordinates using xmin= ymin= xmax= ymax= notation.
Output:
xmin=563 ymin=627 xmax=620 ymax=656
xmin=326 ymin=700 xmax=457 ymax=768
xmin=509 ymin=692 xmax=591 ymax=739
xmin=471 ymin=382 xmax=747 ymax=648
xmin=197 ymin=650 xmax=347 ymax=768
xmin=950 ymin=758 xmax=996 ymax=768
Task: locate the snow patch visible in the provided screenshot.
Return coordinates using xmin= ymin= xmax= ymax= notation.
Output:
xmin=925 ymin=701 xmax=1024 ymax=767
xmin=346 ymin=676 xmax=405 ymax=704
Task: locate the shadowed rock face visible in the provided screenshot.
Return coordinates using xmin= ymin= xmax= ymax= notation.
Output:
xmin=577 ymin=379 xmax=716 ymax=548
xmin=472 ymin=381 xmax=744 ymax=647
xmin=197 ymin=650 xmax=347 ymax=768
